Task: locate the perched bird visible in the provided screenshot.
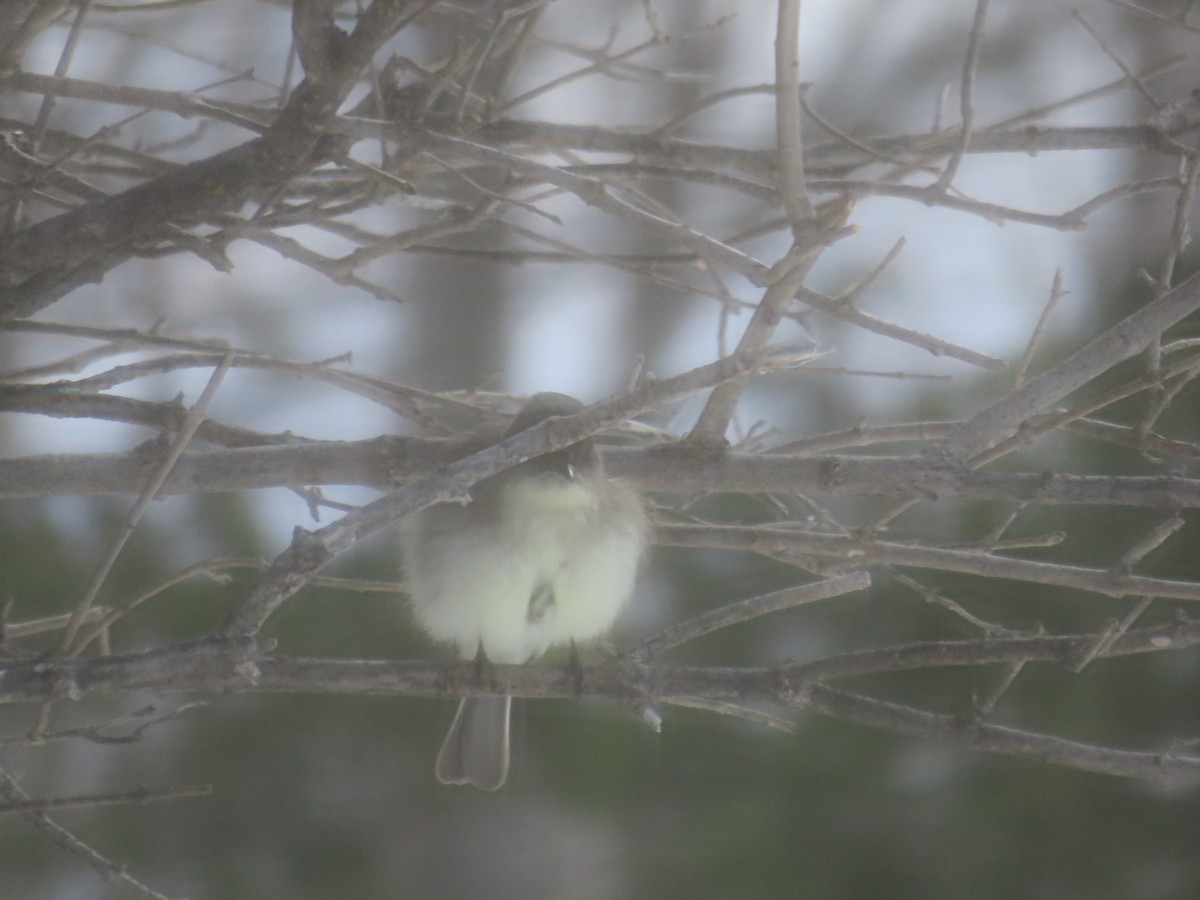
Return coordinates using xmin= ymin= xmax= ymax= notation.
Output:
xmin=400 ymin=393 xmax=648 ymax=790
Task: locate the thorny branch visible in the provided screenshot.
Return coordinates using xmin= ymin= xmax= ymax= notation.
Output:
xmin=3 ymin=614 xmax=1200 ymax=783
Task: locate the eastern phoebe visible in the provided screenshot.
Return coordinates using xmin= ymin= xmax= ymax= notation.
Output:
xmin=400 ymin=392 xmax=649 ymax=790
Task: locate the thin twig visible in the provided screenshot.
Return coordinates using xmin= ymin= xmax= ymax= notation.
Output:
xmin=1069 ymin=596 xmax=1156 ymax=672
xmin=629 ymin=572 xmax=870 ymax=662
xmin=0 ymin=767 xmax=172 ymax=900
xmin=56 ymin=352 xmax=235 ymax=656
xmin=656 ymin=523 xmax=1200 ymax=602
xmin=934 ymin=0 xmax=988 ymax=190
xmin=663 ymin=696 xmax=797 ymax=733
xmin=0 ymin=783 xmax=212 ymax=816
xmin=1071 ymin=8 xmax=1160 ymax=109
xmin=1014 ymin=269 xmax=1067 ymax=389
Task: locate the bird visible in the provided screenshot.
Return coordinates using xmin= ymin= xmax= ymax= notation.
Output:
xmin=399 ymin=392 xmax=649 ymax=790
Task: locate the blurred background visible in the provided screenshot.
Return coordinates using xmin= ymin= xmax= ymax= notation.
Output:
xmin=3 ymin=0 xmax=1200 ymax=897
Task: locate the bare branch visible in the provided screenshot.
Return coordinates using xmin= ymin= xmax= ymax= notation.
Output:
xmin=0 ymin=784 xmax=212 ymax=816
xmin=946 ymin=268 xmax=1200 ymax=460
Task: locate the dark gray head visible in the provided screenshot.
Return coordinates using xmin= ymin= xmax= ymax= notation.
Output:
xmin=505 ymin=392 xmax=585 ymax=437
xmin=502 ymin=392 xmax=596 ymax=483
